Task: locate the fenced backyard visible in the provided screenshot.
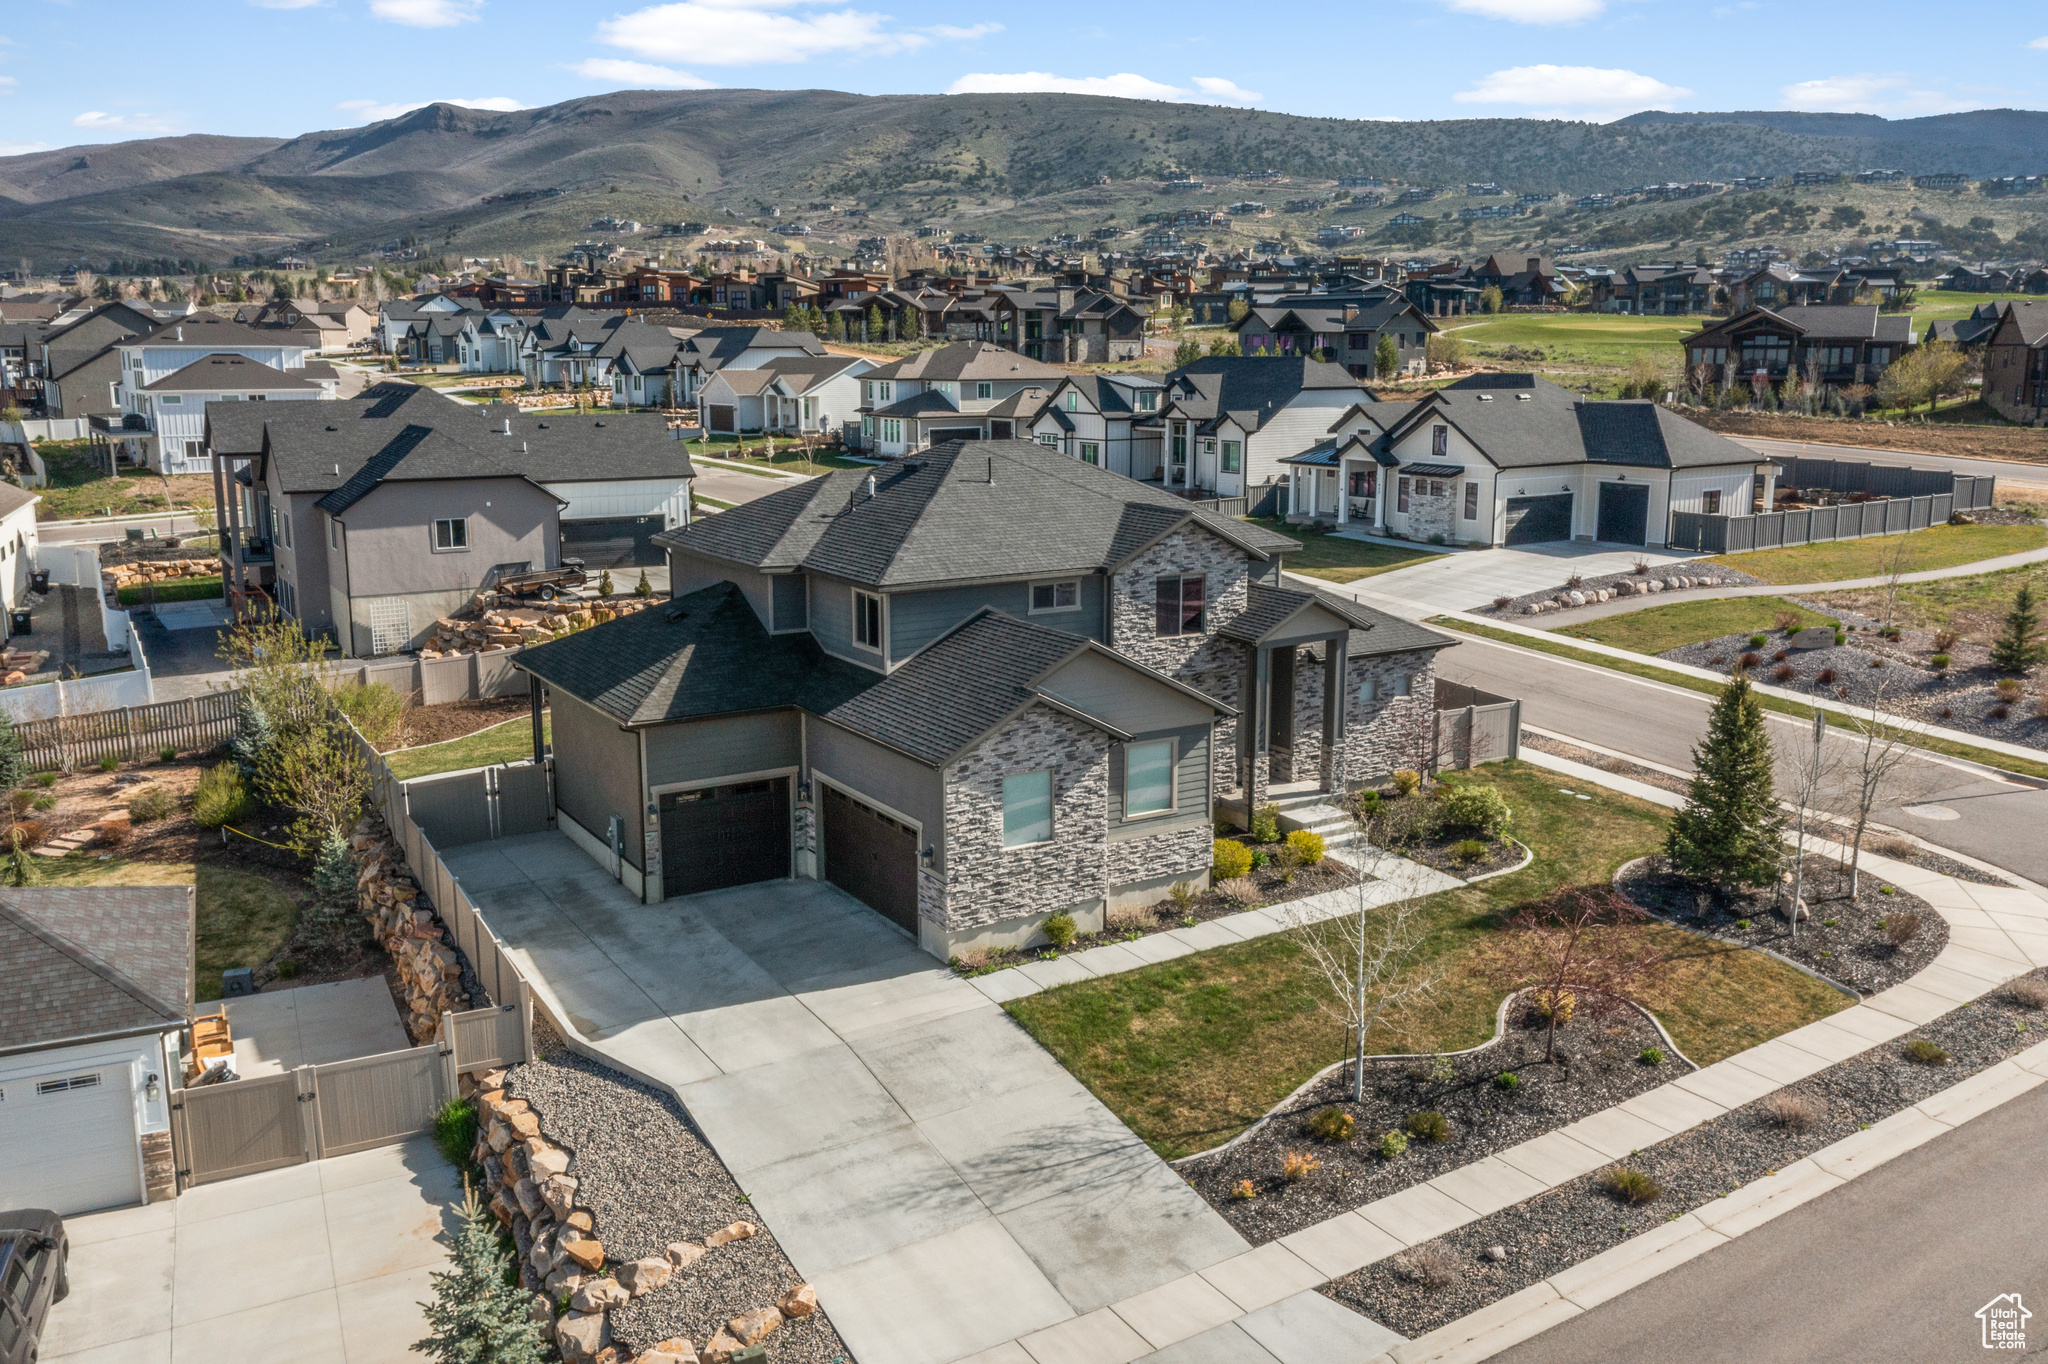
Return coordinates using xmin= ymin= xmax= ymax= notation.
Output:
xmin=1668 ymin=456 xmax=1996 ymax=554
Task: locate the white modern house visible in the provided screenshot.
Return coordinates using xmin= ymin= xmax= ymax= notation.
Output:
xmin=110 ymin=315 xmax=340 ymax=475
xmin=1144 ymin=356 xmax=1370 ymax=512
xmin=696 ymin=354 xmax=873 ymax=436
xmin=855 ymin=341 xmax=1069 ymax=457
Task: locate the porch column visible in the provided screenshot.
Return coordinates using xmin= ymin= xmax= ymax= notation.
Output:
xmin=1337 ymin=465 xmax=1349 ymax=526
xmin=1320 ymin=635 xmax=1345 ymax=792
xmin=1374 ymin=471 xmax=1390 ymax=533
xmin=224 ymin=459 xmax=246 ymax=617
xmin=1285 ymin=471 xmax=1298 ymax=518
xmin=1246 ymin=645 xmax=1271 ymax=810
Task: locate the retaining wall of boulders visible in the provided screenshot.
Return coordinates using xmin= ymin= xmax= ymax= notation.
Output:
xmin=348 ymin=813 xmax=472 ymax=1042
xmin=103 ymin=557 xmax=218 ymax=590
xmin=1520 ymin=572 xmax=1734 ymax=615
xmin=422 ymin=596 xmax=657 ymax=659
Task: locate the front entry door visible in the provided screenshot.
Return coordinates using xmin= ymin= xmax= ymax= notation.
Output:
xmin=1267 ymin=645 xmax=1295 ymax=781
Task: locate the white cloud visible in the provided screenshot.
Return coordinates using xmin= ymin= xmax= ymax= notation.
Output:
xmin=250 ymin=0 xmax=325 ymax=9
xmin=1779 ymin=73 xmax=1976 ymax=116
xmin=72 ymin=110 xmax=172 ymax=133
xmin=946 ymin=71 xmax=1264 ymax=105
xmin=0 ymin=140 xmax=47 ymax=156
xmin=0 ymin=75 xmax=15 ymax=91
xmin=923 ymin=22 xmax=1000 ymax=40
xmin=595 ymin=1 xmax=929 ymax=65
xmin=2030 ymin=35 xmax=2048 ymax=49
xmin=568 ymin=58 xmax=714 ymax=89
xmin=368 ymin=0 xmax=481 ymax=27
xmin=1454 ymin=64 xmax=1690 ymax=116
xmin=335 ymin=95 xmax=527 ymax=122
xmin=1438 ymin=0 xmax=1606 ymax=24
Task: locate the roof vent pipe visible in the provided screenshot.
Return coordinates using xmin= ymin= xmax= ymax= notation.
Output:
xmin=866 ymin=472 xmax=877 ymax=498
xmin=503 ymin=418 xmax=512 ymax=434
xmin=987 ymin=456 xmax=994 ymax=485
xmin=175 ymin=325 xmax=183 ymax=341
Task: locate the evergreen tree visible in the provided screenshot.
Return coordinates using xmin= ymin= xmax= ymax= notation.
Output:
xmin=415 ymin=1183 xmax=547 ymax=1364
xmin=1173 ymin=337 xmax=1202 ymax=367
xmin=1666 ymin=673 xmax=1783 ymax=894
xmin=311 ymin=824 xmax=355 ymax=918
xmin=905 ymin=307 xmax=924 ymax=342
xmin=865 ymin=303 xmax=883 ymax=342
xmin=1374 ymin=333 xmax=1400 ymax=378
xmin=1207 ymin=335 xmax=1242 ymax=358
xmin=1991 ymin=582 xmax=2046 ymax=674
xmin=0 ymin=710 xmax=25 ymax=796
xmin=3 ymin=829 xmax=36 ymax=887
xmin=231 ymin=692 xmax=274 ymax=776
xmin=827 ymin=310 xmax=845 ymax=342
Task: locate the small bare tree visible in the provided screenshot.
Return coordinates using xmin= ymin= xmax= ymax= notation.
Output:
xmin=1781 ymin=709 xmax=1838 ymax=942
xmin=1496 ymin=887 xmax=1670 ymax=1064
xmin=1833 ymin=674 xmax=1923 ymax=897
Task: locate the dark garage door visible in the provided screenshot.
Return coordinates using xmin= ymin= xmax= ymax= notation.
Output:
xmin=1503 ymin=493 xmax=1574 ymax=545
xmin=708 ymin=404 xmax=735 ymax=433
xmin=562 ymin=516 xmax=664 ymax=569
xmin=1596 ymin=482 xmax=1650 ymax=545
xmin=822 ymin=784 xmax=919 ymax=935
xmin=660 ymin=779 xmax=790 ymax=898
xmin=927 ymin=427 xmax=983 ymax=446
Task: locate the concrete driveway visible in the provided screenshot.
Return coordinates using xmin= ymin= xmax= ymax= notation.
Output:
xmin=1337 ymin=541 xmax=1703 ymax=614
xmin=41 ymin=1136 xmax=459 ymax=1364
xmin=441 ymin=833 xmax=1256 ymax=1364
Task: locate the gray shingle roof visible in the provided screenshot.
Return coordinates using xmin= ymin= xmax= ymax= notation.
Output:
xmin=660 ymin=438 xmax=1297 ymax=589
xmin=1393 ymin=375 xmax=1763 ymax=472
xmin=858 ymin=341 xmax=1070 ymax=384
xmin=144 ymin=354 xmax=323 ymax=393
xmin=0 ymin=886 xmax=193 ymax=1049
xmin=1159 ymin=357 xmax=1367 ymax=435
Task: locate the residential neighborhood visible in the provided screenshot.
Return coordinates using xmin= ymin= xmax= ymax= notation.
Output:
xmin=5 ymin=20 xmax=2048 ymax=1364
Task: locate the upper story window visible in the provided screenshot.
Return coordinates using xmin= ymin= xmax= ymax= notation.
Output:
xmin=1432 ymin=425 xmax=1448 ymax=457
xmin=853 ymin=588 xmax=883 ymax=651
xmin=433 ymin=517 xmax=468 ymax=551
xmin=160 ymin=395 xmax=182 ymax=405
xmin=1002 ymin=771 xmax=1053 ymax=846
xmin=1463 ymin=482 xmax=1479 ymax=520
xmin=1220 ymin=441 xmax=1241 ymax=474
xmin=1037 ymin=432 xmax=1060 ymax=448
xmin=933 ymin=382 xmax=954 ymax=395
xmin=1031 ymin=579 xmax=1081 ymax=613
xmin=870 ymin=380 xmax=894 ymax=403
xmin=1137 ymin=390 xmax=1158 ymax=411
xmin=976 ymin=381 xmax=993 ymax=400
xmin=1155 ymin=574 xmax=1205 ymax=637
xmin=1064 ymin=391 xmax=1080 ymax=411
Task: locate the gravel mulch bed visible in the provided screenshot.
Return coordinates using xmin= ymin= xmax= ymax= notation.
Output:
xmin=1660 ymin=620 xmax=2048 ymax=755
xmin=1619 ymin=854 xmax=1944 ymax=996
xmin=1324 ymin=967 xmax=2048 ymax=1337
xmin=1865 ymin=841 xmax=2013 ymax=887
xmin=1476 ymin=565 xmax=1766 ymax=618
xmin=956 ymin=849 xmax=1371 ymax=974
xmin=506 ymin=1017 xmax=850 ymax=1363
xmin=1184 ymin=1001 xmax=1684 ymax=1244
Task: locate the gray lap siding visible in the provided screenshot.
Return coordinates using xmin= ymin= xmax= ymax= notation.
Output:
xmin=550 ymin=692 xmax=646 ymax=869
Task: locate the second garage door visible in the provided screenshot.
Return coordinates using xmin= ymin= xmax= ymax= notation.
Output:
xmin=562 ymin=515 xmax=665 ymax=569
xmin=1503 ymin=493 xmax=1574 ymax=545
xmin=0 ymin=1064 xmax=141 ymax=1215
xmin=822 ymin=784 xmax=920 ymax=935
xmin=1595 ymin=482 xmax=1650 ymax=546
xmin=660 ymin=779 xmax=790 ymax=898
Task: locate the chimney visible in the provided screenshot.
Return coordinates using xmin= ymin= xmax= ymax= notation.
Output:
xmin=1528 ymin=257 xmax=1541 ymax=275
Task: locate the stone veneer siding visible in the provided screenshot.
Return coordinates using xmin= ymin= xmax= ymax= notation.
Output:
xmin=1406 ymin=488 xmax=1458 ymax=544
xmin=1109 ymin=525 xmax=1251 ymax=795
xmin=1105 ymin=819 xmax=1213 ymax=889
xmin=921 ymin=702 xmax=1109 ymax=933
xmin=142 ymin=1129 xmax=176 ymax=1202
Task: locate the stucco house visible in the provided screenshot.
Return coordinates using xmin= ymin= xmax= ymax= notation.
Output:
xmin=517 ymin=438 xmax=1450 ymax=959
xmin=205 ymin=385 xmax=695 ymax=654
xmin=35 ymin=301 xmax=161 ymax=419
xmin=1024 ymin=374 xmax=1166 ymax=478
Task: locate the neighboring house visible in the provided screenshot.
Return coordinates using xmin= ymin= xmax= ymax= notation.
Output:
xmin=455 ymin=311 xmax=533 ymax=374
xmin=1679 ymin=304 xmax=1916 ymax=390
xmin=204 ymin=385 xmax=696 ymax=653
xmin=1984 ymin=300 xmax=2048 ymax=425
xmin=251 ymin=299 xmax=376 ymax=350
xmin=857 ymin=341 xmax=1071 ymax=456
xmin=1926 ymin=301 xmax=2010 ymax=351
xmin=1025 ymin=374 xmax=1167 ymax=478
xmin=1145 ymin=356 xmax=1370 ymax=510
xmin=1228 ymin=291 xmax=1436 ymax=378
xmin=995 ymin=286 xmax=1151 ymax=363
xmin=377 ymin=294 xmax=483 ymax=355
xmin=1594 ymin=263 xmax=1717 ymax=315
xmin=596 ymin=318 xmax=698 ymax=409
xmin=109 ymin=315 xmax=340 ymax=475
xmin=1291 ymin=373 xmax=1777 ymax=547
xmin=0 ymin=885 xmax=194 ymax=1215
xmin=0 ymin=483 xmax=39 ymax=613
xmin=697 ymin=354 xmax=873 ymax=436
xmin=36 ymin=301 xmax=160 ymax=418
xmin=516 ymin=439 xmax=1450 ymax=960
xmin=0 ymin=321 xmax=50 ymax=406
xmin=671 ymin=326 xmax=829 ymax=407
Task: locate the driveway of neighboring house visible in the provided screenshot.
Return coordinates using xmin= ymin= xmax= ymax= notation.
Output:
xmin=1323 ymin=541 xmax=1703 ymax=615
xmin=441 ymin=832 xmax=1253 ymax=1364
xmin=40 ymin=1136 xmax=459 ymax=1364
xmin=690 ymin=459 xmax=814 ymax=511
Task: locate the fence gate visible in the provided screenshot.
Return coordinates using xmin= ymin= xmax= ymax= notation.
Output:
xmin=170 ymin=1071 xmax=309 ymax=1187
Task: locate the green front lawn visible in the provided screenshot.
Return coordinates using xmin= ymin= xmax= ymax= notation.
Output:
xmin=117 ymin=576 xmax=223 ymax=606
xmin=1442 ymin=313 xmax=1704 ymax=369
xmin=1811 ymin=561 xmax=2048 ymax=645
xmin=1007 ymin=766 xmax=1848 ymax=1157
xmin=386 ymin=714 xmax=550 ymax=782
xmin=1556 ymin=595 xmax=1835 ymax=655
xmin=1705 ymin=523 xmax=2047 ymax=585
xmin=1244 ymin=517 xmax=1450 ymax=584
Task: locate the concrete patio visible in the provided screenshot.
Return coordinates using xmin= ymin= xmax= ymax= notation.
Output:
xmin=217 ymin=976 xmax=410 ymax=1077
xmin=40 ymin=1136 xmax=459 ymax=1364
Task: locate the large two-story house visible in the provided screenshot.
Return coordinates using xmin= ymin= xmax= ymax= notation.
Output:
xmin=672 ymin=326 xmax=829 ymax=408
xmin=697 ymin=354 xmax=874 ymax=437
xmin=856 ymin=341 xmax=1070 ymax=456
xmin=111 ymin=315 xmax=341 ymax=475
xmin=516 ymin=439 xmax=1450 ymax=959
xmin=35 ymin=301 xmax=160 ymax=419
xmin=1985 ymin=300 xmax=2048 ymax=425
xmin=1142 ymin=356 xmax=1370 ymax=512
xmin=1680 ymin=304 xmax=1916 ymax=390
xmin=1227 ymin=291 xmax=1437 ymax=379
xmin=1024 ymin=374 xmax=1166 ymax=478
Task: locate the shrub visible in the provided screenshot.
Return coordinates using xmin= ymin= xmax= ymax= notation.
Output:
xmin=331 ymin=680 xmax=407 ymax=747
xmin=1771 ymin=663 xmax=1795 ymax=682
xmin=1737 ymin=651 xmax=1761 ymax=670
xmin=8 ymin=819 xmax=44 ymax=851
xmin=2004 ymin=977 xmax=2048 ymax=1010
xmin=1528 ymin=987 xmax=1575 ymax=1026
xmin=1772 ymin=650 xmax=1789 ymax=663
xmin=1306 ymin=1107 xmax=1356 ymax=1143
xmin=1638 ymin=1046 xmax=1665 ymax=1066
xmin=1229 ymin=1179 xmax=1257 ymax=1201
xmin=1403 ymin=1110 xmax=1453 ymax=1144
xmin=193 ymin=764 xmax=255 ymax=829
xmin=1747 ymin=633 xmax=1769 ymax=649
xmin=1250 ymin=803 xmax=1282 ymax=844
xmin=1495 ymin=1071 xmax=1520 ymax=1091
xmin=1441 ymin=782 xmax=1512 ymax=836
xmin=1602 ymin=1166 xmax=1662 ymax=1205
xmin=1453 ymin=838 xmax=1488 ymax=864
xmin=1493 ymin=596 xmax=1513 ymax=610
xmin=1929 ymin=653 xmax=1951 ymax=670
xmin=1760 ymin=1091 xmax=1819 ymax=1132
xmin=1391 ymin=769 xmax=1422 ymax=797
xmin=1042 ymin=912 xmax=1077 ymax=950
xmin=275 ymin=958 xmax=299 ymax=979
xmin=97 ymin=755 xmax=119 ymax=773
xmin=1632 ymin=559 xmax=1649 ymax=575
xmin=1933 ymin=628 xmax=1959 ymax=652
xmin=599 ymin=569 xmax=614 ymax=597
xmin=30 ymin=796 xmax=52 ymax=812
xmin=96 ymin=816 xmax=130 ymax=846
xmin=1217 ymin=876 xmax=1260 ymax=906
xmin=1168 ymin=881 xmax=1195 ymax=915
xmin=634 ymin=568 xmax=654 ymax=598
xmin=1392 ymin=1246 xmax=1461 ymax=1291
xmin=1884 ymin=910 xmax=1923 ymax=949
xmin=31 ymin=773 xmax=55 ymax=788
xmin=159 ymin=744 xmax=178 ymax=763
xmin=1378 ymin=1129 xmax=1409 ymax=1160
xmin=127 ymin=786 xmax=175 ymax=823
xmin=1354 ymin=789 xmax=1383 ymax=818
xmin=1212 ymin=838 xmax=1253 ymax=880
xmin=1816 ymin=668 xmax=1837 ymax=685
xmin=1773 ymin=610 xmax=1803 ymax=633
xmin=1284 ymin=829 xmax=1326 ymax=865
xmin=1565 ymin=573 xmax=1584 ymax=590
xmin=1249 ymin=848 xmax=1269 ymax=870
xmin=1904 ymin=1038 xmax=1950 ymax=1065
xmin=1281 ymin=1150 xmax=1321 ymax=1182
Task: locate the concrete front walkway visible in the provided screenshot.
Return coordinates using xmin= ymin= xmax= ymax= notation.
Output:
xmin=1342 ymin=542 xmax=1702 ymax=614
xmin=41 ymin=1137 xmax=459 ymax=1364
xmin=441 ymin=833 xmax=1258 ymax=1364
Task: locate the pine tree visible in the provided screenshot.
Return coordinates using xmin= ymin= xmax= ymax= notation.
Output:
xmin=311 ymin=824 xmax=355 ymax=925
xmin=3 ymin=829 xmax=37 ymax=887
xmin=1374 ymin=333 xmax=1400 ymax=378
xmin=231 ymin=693 xmax=274 ymax=776
xmin=0 ymin=710 xmax=25 ymax=796
xmin=1991 ymin=582 xmax=2045 ymax=674
xmin=1666 ymin=673 xmax=1784 ymax=894
xmin=415 ymin=1182 xmax=547 ymax=1364
xmin=1173 ymin=337 xmax=1202 ymax=367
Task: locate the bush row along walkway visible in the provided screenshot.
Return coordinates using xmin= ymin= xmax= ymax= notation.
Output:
xmin=953 ymin=757 xmax=2048 ymax=1364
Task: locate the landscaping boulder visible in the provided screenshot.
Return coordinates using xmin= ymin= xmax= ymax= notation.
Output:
xmin=617 ymin=1255 xmax=673 ymax=1297
xmin=665 ymin=1241 xmax=707 ymax=1270
xmin=563 ymin=1237 xmax=606 ymax=1271
xmin=572 ymin=1278 xmax=630 ymax=1313
xmin=635 ymin=1342 xmax=699 ymax=1364
xmin=1789 ymin=625 xmax=1835 ymax=651
xmin=555 ymin=1310 xmax=612 ymax=1364
xmin=777 ymin=1284 xmax=818 ymax=1319
xmin=700 ymin=1331 xmax=744 ymax=1364
xmin=528 ymin=1145 xmax=571 ymax=1180
xmin=704 ymin=1221 xmax=757 ymax=1248
xmin=727 ymin=1308 xmax=783 ymax=1346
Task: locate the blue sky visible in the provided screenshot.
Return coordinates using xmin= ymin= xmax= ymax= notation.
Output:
xmin=4 ymin=0 xmax=2048 ymax=155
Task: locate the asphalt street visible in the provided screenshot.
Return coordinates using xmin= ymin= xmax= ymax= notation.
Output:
xmin=1493 ymin=1079 xmax=2048 ymax=1364
xmin=1434 ymin=631 xmax=2048 ymax=887
xmin=1732 ymin=434 xmax=2048 ymax=491
xmin=692 ymin=461 xmax=810 ymax=509
xmin=41 ymin=511 xmax=206 ymax=544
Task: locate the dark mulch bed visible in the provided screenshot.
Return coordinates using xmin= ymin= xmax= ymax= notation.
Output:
xmin=1185 ymin=1001 xmax=1684 ymax=1244
xmin=956 ymin=849 xmax=1371 ymax=974
xmin=1619 ymin=854 xmax=1944 ymax=996
xmin=1400 ymin=832 xmax=1524 ymax=880
xmin=1870 ymin=843 xmax=2012 ymax=887
xmin=1325 ymin=968 xmax=2048 ymax=1337
xmin=392 ymin=695 xmax=531 ymax=749
xmin=1336 ymin=789 xmax=1523 ymax=880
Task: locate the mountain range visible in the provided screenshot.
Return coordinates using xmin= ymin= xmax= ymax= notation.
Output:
xmin=3 ymin=91 xmax=2047 ymax=271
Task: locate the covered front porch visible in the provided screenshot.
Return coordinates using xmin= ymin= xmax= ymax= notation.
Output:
xmin=1219 ymin=585 xmax=1377 ymax=810
xmin=1280 ymin=438 xmax=1385 ymax=532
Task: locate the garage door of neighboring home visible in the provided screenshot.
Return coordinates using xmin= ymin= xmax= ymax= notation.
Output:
xmin=821 ymin=784 xmax=919 ymax=936
xmin=660 ymin=779 xmax=790 ymax=898
xmin=1503 ymin=493 xmax=1574 ymax=545
xmin=1595 ymin=482 xmax=1650 ymax=546
xmin=708 ymin=404 xmax=736 ymax=433
xmin=928 ymin=427 xmax=983 ymax=446
xmin=0 ymin=1064 xmax=140 ymax=1215
xmin=562 ymin=515 xmax=664 ymax=569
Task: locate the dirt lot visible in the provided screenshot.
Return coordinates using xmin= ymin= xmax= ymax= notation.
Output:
xmin=390 ymin=696 xmax=529 ymax=749
xmin=1686 ymin=409 xmax=2048 ymax=468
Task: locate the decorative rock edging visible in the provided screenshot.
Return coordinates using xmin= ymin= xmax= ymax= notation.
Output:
xmin=348 ymin=812 xmax=475 ymax=1041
